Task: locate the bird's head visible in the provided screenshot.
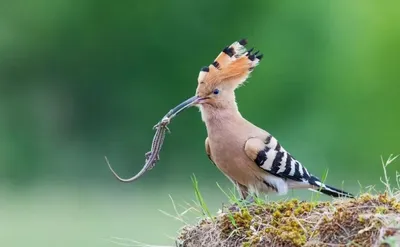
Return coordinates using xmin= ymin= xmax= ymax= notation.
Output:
xmin=165 ymin=39 xmax=263 ymax=118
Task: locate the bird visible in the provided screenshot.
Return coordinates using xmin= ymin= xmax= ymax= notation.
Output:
xmin=166 ymin=39 xmax=354 ymax=200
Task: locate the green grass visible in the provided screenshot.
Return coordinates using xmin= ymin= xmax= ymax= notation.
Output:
xmin=380 ymin=154 xmax=400 ymax=197
xmin=191 ymin=174 xmax=213 ymax=221
xmin=310 ymin=168 xmax=329 ymax=203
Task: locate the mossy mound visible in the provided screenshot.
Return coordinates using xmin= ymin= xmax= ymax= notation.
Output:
xmin=176 ymin=193 xmax=400 ymax=247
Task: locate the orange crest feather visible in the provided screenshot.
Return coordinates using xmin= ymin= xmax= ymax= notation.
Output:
xmin=197 ymin=39 xmax=263 ymax=89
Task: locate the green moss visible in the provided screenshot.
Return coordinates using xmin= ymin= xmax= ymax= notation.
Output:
xmin=375 ymin=206 xmax=388 ymax=214
xmin=177 ymin=193 xmax=400 ymax=247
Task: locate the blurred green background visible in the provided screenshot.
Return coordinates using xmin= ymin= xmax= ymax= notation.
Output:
xmin=0 ymin=0 xmax=399 ymax=246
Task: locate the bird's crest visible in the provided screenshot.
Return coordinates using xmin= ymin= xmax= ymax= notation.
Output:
xmin=197 ymin=39 xmax=263 ymax=89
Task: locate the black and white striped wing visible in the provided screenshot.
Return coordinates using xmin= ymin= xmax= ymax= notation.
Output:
xmin=250 ymin=135 xmax=354 ymax=198
xmin=255 ymin=135 xmax=312 ymax=183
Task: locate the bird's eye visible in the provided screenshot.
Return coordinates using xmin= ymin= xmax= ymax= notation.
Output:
xmin=213 ymin=89 xmax=220 ymax=95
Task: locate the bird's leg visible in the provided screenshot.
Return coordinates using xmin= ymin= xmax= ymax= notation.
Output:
xmin=237 ymin=183 xmax=250 ymax=200
xmin=243 ymin=194 xmax=255 ymax=204
xmin=228 ymin=183 xmax=254 ymax=211
xmin=233 ymin=196 xmax=254 ymax=206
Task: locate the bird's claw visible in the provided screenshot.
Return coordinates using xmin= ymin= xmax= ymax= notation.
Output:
xmin=227 ymin=196 xmax=255 ymax=212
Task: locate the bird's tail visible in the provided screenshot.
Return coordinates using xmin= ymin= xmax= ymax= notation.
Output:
xmin=308 ymin=175 xmax=354 ymax=198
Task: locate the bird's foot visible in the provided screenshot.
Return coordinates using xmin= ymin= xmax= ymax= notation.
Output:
xmin=228 ymin=196 xmax=255 ymax=212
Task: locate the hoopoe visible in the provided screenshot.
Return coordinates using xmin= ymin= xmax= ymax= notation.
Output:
xmin=167 ymin=39 xmax=354 ymax=200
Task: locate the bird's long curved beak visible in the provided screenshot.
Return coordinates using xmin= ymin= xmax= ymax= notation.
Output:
xmin=166 ymin=95 xmax=202 ymax=118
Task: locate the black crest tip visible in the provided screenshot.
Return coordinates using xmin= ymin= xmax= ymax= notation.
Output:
xmin=256 ymin=54 xmax=264 ymax=60
xmin=223 ymin=46 xmax=235 ymax=57
xmin=200 ymin=66 xmax=209 ymax=72
xmin=246 ymin=48 xmax=254 ymax=56
xmin=212 ymin=61 xmax=220 ymax=68
xmin=239 ymin=38 xmax=247 ymax=46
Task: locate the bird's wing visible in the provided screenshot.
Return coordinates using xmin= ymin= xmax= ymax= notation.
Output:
xmin=244 ymin=135 xmax=354 ymax=198
xmin=244 ymin=136 xmax=311 ymax=182
xmin=205 ymin=137 xmax=216 ymax=166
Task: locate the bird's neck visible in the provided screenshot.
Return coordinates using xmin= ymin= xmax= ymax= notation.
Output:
xmin=200 ymin=103 xmax=245 ymax=135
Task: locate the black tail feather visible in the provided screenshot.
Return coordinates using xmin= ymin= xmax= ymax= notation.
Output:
xmin=309 ymin=176 xmax=354 ymax=198
xmin=319 ymin=185 xmax=354 ymax=198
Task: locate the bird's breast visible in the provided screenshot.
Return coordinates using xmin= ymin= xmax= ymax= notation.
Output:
xmin=208 ymin=134 xmax=261 ymax=186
